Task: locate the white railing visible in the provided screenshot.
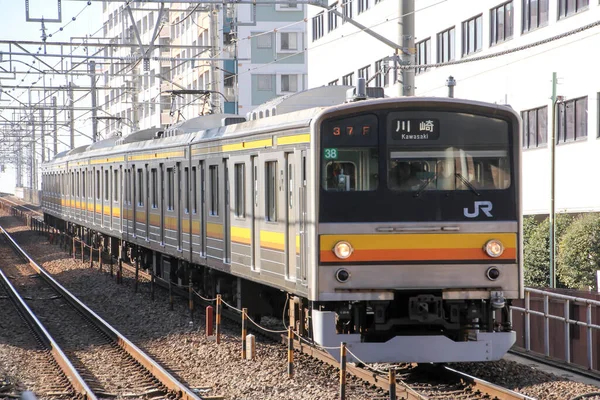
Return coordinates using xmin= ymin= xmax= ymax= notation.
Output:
xmin=510 ymin=288 xmax=600 ymax=370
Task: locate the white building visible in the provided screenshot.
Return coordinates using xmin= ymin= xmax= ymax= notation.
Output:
xmin=307 ymin=0 xmax=600 ymax=215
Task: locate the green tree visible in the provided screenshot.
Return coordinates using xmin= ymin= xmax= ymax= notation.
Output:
xmin=557 ymin=213 xmax=600 ymax=291
xmin=523 ymin=214 xmax=573 ymax=288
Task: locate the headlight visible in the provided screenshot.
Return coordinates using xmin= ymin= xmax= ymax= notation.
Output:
xmin=333 ymin=241 xmax=353 ymax=259
xmin=484 ymin=239 xmax=504 ymax=258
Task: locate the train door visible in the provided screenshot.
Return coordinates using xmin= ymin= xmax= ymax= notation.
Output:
xmin=223 ymin=158 xmax=231 ymax=263
xmin=160 ymin=163 xmax=165 ymax=244
xmin=285 ymin=152 xmax=297 ymax=281
xmin=200 ymin=160 xmax=206 ymax=257
xmin=177 ymin=162 xmax=182 ymax=250
xmin=299 ymin=151 xmax=308 ymax=283
xmin=251 ymin=155 xmax=260 ymax=271
xmin=109 ymin=166 xmax=113 ymax=230
xmin=145 ymin=165 xmax=150 ymax=239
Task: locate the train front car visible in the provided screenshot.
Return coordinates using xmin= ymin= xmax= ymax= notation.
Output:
xmin=311 ymin=97 xmax=522 ymax=363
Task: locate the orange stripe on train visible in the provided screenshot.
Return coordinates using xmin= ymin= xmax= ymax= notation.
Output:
xmin=320 ymin=247 xmax=517 ymax=263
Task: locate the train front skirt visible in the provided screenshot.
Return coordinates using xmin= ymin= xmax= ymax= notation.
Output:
xmin=312 ymin=310 xmax=516 ymax=363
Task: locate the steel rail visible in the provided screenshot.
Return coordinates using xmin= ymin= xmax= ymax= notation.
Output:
xmin=0 ymin=226 xmax=204 ymax=400
xmin=0 ymin=239 xmax=95 ymax=399
xmin=0 ymin=196 xmax=43 ymax=217
xmin=443 ymin=366 xmax=536 ymax=400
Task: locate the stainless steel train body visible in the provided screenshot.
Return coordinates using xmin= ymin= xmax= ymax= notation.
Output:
xmin=41 ymin=96 xmax=522 ymax=363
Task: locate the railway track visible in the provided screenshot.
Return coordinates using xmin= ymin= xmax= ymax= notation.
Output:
xmin=0 ymin=199 xmax=533 ymax=400
xmin=0 ymin=225 xmax=203 ymax=400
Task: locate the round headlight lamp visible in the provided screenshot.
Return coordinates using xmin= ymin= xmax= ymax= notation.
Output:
xmin=333 ymin=241 xmax=353 ymax=259
xmin=484 ymin=239 xmax=504 ymax=258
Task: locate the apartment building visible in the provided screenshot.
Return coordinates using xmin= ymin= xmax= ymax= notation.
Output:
xmin=101 ymin=1 xmax=307 ymax=136
xmin=308 ymin=0 xmax=600 ymax=215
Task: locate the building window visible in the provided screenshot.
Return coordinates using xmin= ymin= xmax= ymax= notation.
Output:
xmin=328 ymin=6 xmax=338 ymax=32
xmin=342 ymin=72 xmax=354 ymax=86
xmin=276 ymin=1 xmax=299 ymax=10
xmin=151 ymin=169 xmax=158 ymax=208
xmin=490 ymin=1 xmax=514 ymax=45
xmin=437 ymin=27 xmax=455 ymax=63
xmin=265 ymin=161 xmax=277 ymax=222
xmin=312 ymin=12 xmax=324 ymax=41
xmin=342 ymin=0 xmax=352 ymax=21
xmin=358 ymin=65 xmax=370 ymax=81
xmin=279 ymin=32 xmax=298 ymax=51
xmin=257 ymin=75 xmax=273 ymax=91
xmin=415 ymin=38 xmax=430 ymax=74
xmin=557 ymin=97 xmax=587 ymax=144
xmin=522 ymin=0 xmax=549 ymax=32
xmin=521 ymin=106 xmax=548 ymax=149
xmin=209 ymin=165 xmax=219 ymax=216
xmin=462 ymin=14 xmax=483 ymax=56
xmin=375 ymin=58 xmax=390 ymax=87
xmin=234 ymin=163 xmax=245 ymax=218
xmin=328 ymin=79 xmax=339 ymax=85
xmin=558 ymin=0 xmax=588 ymax=19
xmin=357 ymin=0 xmax=369 ymax=13
xmin=281 ymin=74 xmax=298 ymax=92
xmin=256 ymin=33 xmax=272 ymax=48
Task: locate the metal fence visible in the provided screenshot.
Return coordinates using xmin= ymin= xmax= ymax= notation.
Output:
xmin=510 ymin=288 xmax=600 ymax=371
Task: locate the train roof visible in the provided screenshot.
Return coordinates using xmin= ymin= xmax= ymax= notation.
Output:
xmin=42 ymin=85 xmax=519 ymax=169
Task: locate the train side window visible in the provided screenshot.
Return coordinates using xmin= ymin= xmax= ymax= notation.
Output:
xmin=167 ymin=167 xmax=174 ymax=210
xmin=82 ymin=171 xmax=86 ymax=198
xmin=96 ymin=170 xmax=101 ymax=200
xmin=209 ymin=165 xmax=219 ymax=216
xmin=137 ymin=168 xmax=144 ymax=206
xmin=184 ymin=167 xmax=190 ymax=214
xmin=192 ymin=166 xmax=197 ymax=214
xmin=151 ymin=168 xmax=158 ymax=208
xmin=265 ymin=161 xmax=277 ymax=222
xmin=234 ymin=163 xmax=245 ymax=218
xmin=113 ymin=169 xmax=119 ymax=202
xmin=105 ymin=170 xmax=110 ymax=201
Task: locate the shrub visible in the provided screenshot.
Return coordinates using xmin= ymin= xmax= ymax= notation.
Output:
xmin=523 ymin=214 xmax=573 ymax=288
xmin=557 ymin=213 xmax=600 ymax=291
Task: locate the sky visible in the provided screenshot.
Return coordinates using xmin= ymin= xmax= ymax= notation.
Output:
xmin=0 ymin=0 xmax=102 ymax=193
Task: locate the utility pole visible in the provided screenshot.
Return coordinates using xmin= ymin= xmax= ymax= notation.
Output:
xmin=52 ymin=96 xmax=58 ymax=156
xmin=40 ymin=109 xmax=45 ymax=162
xmin=29 ymin=91 xmax=36 ymax=190
xmin=209 ymin=5 xmax=221 ymax=113
xmin=132 ymin=72 xmax=140 ymax=131
xmin=400 ymin=0 xmax=415 ymax=96
xmin=549 ymin=72 xmax=558 ymax=289
xmin=68 ymin=81 xmax=75 ymax=149
xmin=90 ymin=61 xmax=98 ymax=143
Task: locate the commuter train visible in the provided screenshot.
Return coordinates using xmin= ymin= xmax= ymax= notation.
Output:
xmin=41 ymin=84 xmax=522 ymax=363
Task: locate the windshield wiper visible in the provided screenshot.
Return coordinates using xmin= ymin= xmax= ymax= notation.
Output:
xmin=413 ymin=175 xmax=436 ymax=197
xmin=455 ymin=173 xmax=481 ymax=196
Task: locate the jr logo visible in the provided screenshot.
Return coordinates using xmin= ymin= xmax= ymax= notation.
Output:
xmin=464 ymin=201 xmax=493 ymax=218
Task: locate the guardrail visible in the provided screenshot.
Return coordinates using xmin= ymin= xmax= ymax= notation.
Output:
xmin=510 ymin=288 xmax=600 ymax=371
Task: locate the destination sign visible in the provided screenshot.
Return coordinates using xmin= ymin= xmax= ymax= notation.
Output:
xmin=391 ymin=118 xmax=440 ymax=140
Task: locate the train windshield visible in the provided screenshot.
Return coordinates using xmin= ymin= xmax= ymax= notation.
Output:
xmin=319 ymin=109 xmax=516 ymax=222
xmin=387 ymin=112 xmax=510 ymax=192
